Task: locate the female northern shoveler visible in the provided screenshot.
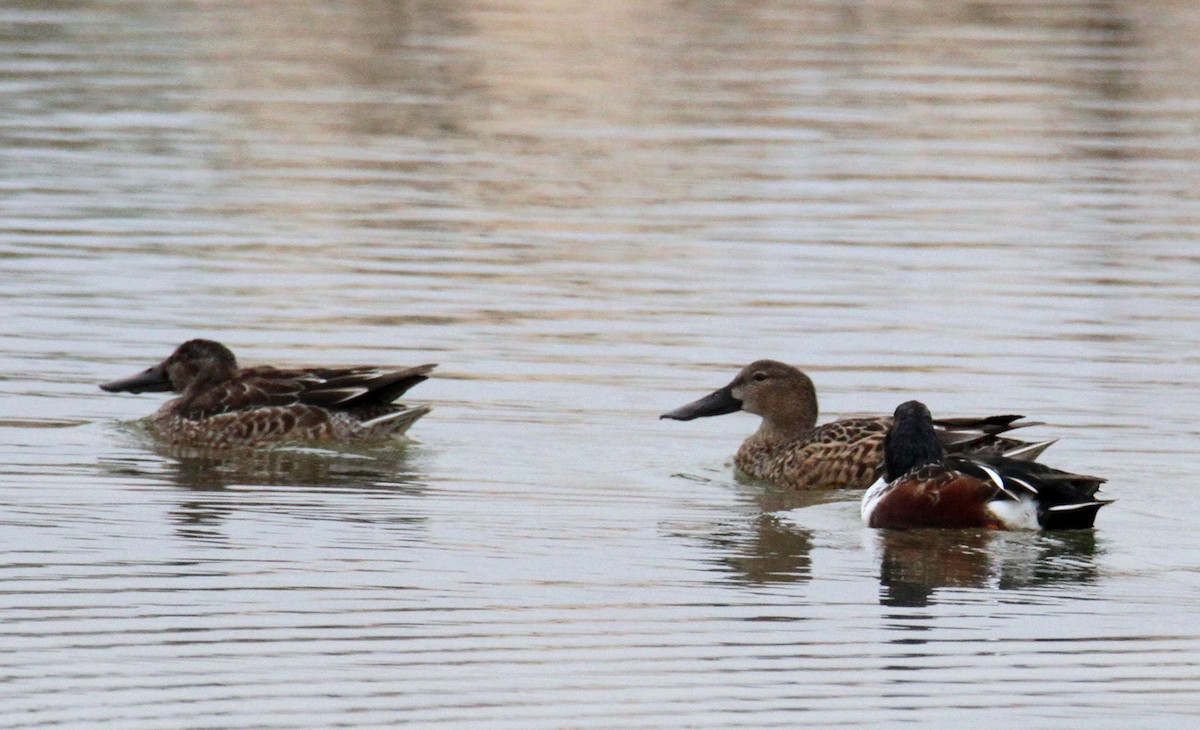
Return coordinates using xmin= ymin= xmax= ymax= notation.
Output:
xmin=861 ymin=400 xmax=1110 ymax=530
xmin=100 ymin=339 xmax=435 ymax=448
xmin=660 ymin=360 xmax=1054 ymax=490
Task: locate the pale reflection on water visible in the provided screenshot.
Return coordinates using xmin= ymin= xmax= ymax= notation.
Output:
xmin=3 ymin=0 xmax=1200 ymax=727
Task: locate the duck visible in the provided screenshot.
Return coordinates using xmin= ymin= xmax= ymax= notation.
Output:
xmin=100 ymin=339 xmax=435 ymax=448
xmin=861 ymin=400 xmax=1110 ymax=530
xmin=660 ymin=360 xmax=1054 ymax=490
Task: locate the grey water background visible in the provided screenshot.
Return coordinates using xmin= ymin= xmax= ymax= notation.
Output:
xmin=3 ymin=0 xmax=1200 ymax=727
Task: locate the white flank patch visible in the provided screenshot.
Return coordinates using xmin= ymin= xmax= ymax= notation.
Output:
xmin=986 ymin=495 xmax=1040 ymax=530
xmin=860 ymin=476 xmax=890 ymax=525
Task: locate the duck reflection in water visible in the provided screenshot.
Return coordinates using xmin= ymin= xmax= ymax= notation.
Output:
xmin=100 ymin=437 xmax=430 ymax=543
xmin=702 ymin=514 xmax=814 ymax=585
xmin=670 ymin=471 xmax=843 ymax=585
xmin=873 ymin=529 xmax=1102 ymax=607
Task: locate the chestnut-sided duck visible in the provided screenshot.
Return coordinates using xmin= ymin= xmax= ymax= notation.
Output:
xmin=660 ymin=360 xmax=1053 ymax=490
xmin=861 ymin=400 xmax=1110 ymax=530
xmin=100 ymin=339 xmax=435 ymax=447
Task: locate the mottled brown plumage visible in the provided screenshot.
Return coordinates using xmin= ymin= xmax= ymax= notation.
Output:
xmin=101 ymin=339 xmax=434 ymax=448
xmin=661 ymin=360 xmax=1053 ymax=490
xmin=733 ymin=416 xmax=889 ymax=490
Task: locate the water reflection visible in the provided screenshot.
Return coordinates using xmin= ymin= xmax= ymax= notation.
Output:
xmin=99 ymin=432 xmax=428 ymax=541
xmin=873 ymin=529 xmax=1102 ymax=607
xmin=704 ymin=514 xmax=813 ymax=585
xmin=750 ymin=480 xmax=859 ymax=515
xmin=671 ymin=473 xmax=844 ymax=585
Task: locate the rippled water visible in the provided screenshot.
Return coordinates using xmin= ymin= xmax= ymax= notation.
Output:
xmin=3 ymin=0 xmax=1200 ymax=727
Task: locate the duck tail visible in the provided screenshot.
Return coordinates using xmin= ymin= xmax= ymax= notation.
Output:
xmin=999 ymin=438 xmax=1058 ymax=462
xmin=359 ymin=404 xmax=433 ymax=438
xmin=1040 ymin=499 xmax=1113 ymax=530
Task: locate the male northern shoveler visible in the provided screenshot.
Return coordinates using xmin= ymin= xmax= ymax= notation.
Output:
xmin=660 ymin=360 xmax=1054 ymax=490
xmin=861 ymin=400 xmax=1110 ymax=530
xmin=100 ymin=339 xmax=435 ymax=448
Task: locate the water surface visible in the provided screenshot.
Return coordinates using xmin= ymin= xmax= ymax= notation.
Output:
xmin=2 ymin=1 xmax=1200 ymax=727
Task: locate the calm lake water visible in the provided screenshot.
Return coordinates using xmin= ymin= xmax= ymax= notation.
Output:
xmin=2 ymin=0 xmax=1200 ymax=727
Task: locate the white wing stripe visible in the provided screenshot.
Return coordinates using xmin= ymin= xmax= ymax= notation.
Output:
xmin=1008 ymin=476 xmax=1038 ymax=496
xmin=976 ymin=462 xmax=1024 ymax=500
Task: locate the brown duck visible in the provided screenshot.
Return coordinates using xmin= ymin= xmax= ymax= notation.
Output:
xmin=100 ymin=339 xmax=435 ymax=448
xmin=661 ymin=360 xmax=1053 ymax=490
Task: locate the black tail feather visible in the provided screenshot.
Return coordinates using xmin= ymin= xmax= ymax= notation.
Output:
xmin=1039 ymin=500 xmax=1112 ymax=530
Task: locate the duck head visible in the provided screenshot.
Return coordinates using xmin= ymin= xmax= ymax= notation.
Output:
xmin=883 ymin=400 xmax=946 ymax=480
xmin=660 ymin=360 xmax=820 ymax=436
xmin=100 ymin=339 xmax=238 ymax=394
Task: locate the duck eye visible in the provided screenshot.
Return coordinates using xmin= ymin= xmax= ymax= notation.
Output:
xmin=752 ymin=372 xmax=767 ymax=382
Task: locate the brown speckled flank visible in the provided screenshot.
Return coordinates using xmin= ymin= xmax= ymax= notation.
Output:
xmin=662 ymin=360 xmax=1053 ymax=490
xmin=732 ymin=415 xmax=891 ymax=490
xmin=101 ymin=339 xmax=434 ymax=448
